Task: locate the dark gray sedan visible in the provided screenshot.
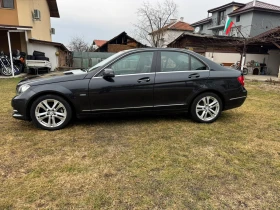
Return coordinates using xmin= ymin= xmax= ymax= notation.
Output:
xmin=12 ymin=48 xmax=247 ymax=130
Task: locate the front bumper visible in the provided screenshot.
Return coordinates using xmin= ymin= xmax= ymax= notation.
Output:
xmin=11 ymin=89 xmax=36 ymax=121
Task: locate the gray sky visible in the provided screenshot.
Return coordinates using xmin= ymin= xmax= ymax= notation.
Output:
xmin=51 ymin=0 xmax=280 ymax=46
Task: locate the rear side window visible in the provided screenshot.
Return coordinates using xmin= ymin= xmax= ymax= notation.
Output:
xmin=191 ymin=56 xmax=208 ymax=70
xmin=160 ymin=51 xmax=190 ymax=72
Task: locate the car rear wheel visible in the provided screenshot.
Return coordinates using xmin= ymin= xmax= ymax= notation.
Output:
xmin=190 ymin=92 xmax=222 ymax=123
xmin=30 ymin=95 xmax=72 ymax=130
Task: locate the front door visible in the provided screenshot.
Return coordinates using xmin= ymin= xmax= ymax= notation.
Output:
xmin=154 ymin=51 xmax=210 ymax=109
xmin=88 ymin=51 xmax=156 ymax=112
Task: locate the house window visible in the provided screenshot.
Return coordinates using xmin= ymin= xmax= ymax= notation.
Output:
xmin=0 ymin=0 xmax=14 ymax=8
xmin=236 ymin=15 xmax=241 ymax=22
xmin=218 ymin=10 xmax=226 ymax=25
xmin=201 ymin=25 xmax=204 ymax=31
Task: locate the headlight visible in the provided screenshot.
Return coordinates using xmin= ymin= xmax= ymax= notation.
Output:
xmin=17 ymin=84 xmax=30 ymax=95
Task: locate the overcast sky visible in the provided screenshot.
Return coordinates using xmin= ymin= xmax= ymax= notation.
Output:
xmin=51 ymin=0 xmax=280 ymax=46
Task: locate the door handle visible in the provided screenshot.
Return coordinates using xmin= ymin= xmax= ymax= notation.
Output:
xmin=137 ymin=77 xmax=150 ymax=83
xmin=188 ymin=73 xmax=200 ymax=79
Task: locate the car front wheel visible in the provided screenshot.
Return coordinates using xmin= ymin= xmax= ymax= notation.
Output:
xmin=190 ymin=92 xmax=222 ymax=123
xmin=30 ymin=95 xmax=72 ymax=130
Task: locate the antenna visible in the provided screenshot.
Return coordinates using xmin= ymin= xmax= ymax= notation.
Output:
xmin=253 ymin=0 xmax=256 ymax=7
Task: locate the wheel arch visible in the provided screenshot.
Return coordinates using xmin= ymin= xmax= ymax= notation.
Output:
xmin=188 ymin=89 xmax=226 ymax=112
xmin=26 ymin=90 xmax=76 ymax=120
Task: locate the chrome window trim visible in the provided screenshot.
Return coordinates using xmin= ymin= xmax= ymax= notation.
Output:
xmin=230 ymin=96 xmax=247 ymax=101
xmin=158 ymin=50 xmax=211 ymax=72
xmin=93 ymin=72 xmax=155 ymax=79
xmin=156 ymin=70 xmax=210 ymax=74
xmin=93 ymin=51 xmax=155 ymax=78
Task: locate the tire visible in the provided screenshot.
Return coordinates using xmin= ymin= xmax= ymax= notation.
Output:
xmin=35 ymin=56 xmax=47 ymax=60
xmin=190 ymin=92 xmax=222 ymax=123
xmin=0 ymin=67 xmax=12 ymax=76
xmin=33 ymin=51 xmax=45 ymax=57
xmin=30 ymin=95 xmax=72 ymax=130
xmin=243 ymin=68 xmax=248 ymax=75
xmin=27 ymin=55 xmax=35 ymax=60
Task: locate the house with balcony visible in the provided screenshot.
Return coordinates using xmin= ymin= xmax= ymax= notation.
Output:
xmin=0 ymin=0 xmax=69 ymax=73
xmin=191 ymin=1 xmax=280 ymax=38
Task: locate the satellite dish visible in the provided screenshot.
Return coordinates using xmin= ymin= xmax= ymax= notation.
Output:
xmin=194 ymin=26 xmax=201 ymax=34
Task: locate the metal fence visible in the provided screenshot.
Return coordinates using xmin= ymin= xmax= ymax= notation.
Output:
xmin=72 ymin=52 xmax=115 ymax=69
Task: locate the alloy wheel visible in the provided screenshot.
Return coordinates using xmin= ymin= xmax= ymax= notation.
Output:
xmin=35 ymin=99 xmax=67 ymax=128
xmin=195 ymin=96 xmax=220 ymax=122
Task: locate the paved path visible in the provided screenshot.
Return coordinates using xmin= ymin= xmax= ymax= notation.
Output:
xmin=245 ymin=75 xmax=280 ymax=82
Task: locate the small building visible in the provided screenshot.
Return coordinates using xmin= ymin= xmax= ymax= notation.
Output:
xmin=0 ymin=0 xmax=68 ymax=74
xmin=94 ymin=32 xmax=147 ymax=53
xmin=149 ymin=18 xmax=194 ymax=47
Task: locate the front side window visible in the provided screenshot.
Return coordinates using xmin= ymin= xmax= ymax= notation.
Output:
xmin=110 ymin=52 xmax=154 ymax=75
xmin=0 ymin=0 xmax=14 ymax=8
xmin=160 ymin=51 xmax=190 ymax=72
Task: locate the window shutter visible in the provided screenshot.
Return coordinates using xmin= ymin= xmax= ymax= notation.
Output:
xmin=3 ymin=0 xmax=14 ymax=8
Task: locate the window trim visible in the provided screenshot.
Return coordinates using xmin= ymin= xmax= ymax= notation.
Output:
xmin=157 ymin=51 xmax=210 ymax=73
xmin=236 ymin=15 xmax=241 ymax=22
xmin=94 ymin=50 xmax=156 ymax=77
xmin=0 ymin=0 xmax=15 ymax=9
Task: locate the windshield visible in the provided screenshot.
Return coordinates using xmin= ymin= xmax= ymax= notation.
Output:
xmin=87 ymin=51 xmax=127 ymax=72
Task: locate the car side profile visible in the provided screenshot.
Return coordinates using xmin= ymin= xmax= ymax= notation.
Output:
xmin=12 ymin=48 xmax=247 ymax=130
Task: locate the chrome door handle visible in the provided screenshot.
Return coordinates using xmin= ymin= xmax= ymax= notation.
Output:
xmin=188 ymin=73 xmax=200 ymax=78
xmin=137 ymin=77 xmax=150 ymax=83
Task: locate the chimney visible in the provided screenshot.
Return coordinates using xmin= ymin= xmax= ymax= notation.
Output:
xmin=180 ymin=17 xmax=184 ymax=22
xmin=169 ymin=19 xmax=177 ymax=24
xmin=253 ymin=0 xmax=256 ymax=6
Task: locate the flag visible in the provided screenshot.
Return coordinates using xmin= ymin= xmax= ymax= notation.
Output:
xmin=224 ymin=16 xmax=234 ymax=35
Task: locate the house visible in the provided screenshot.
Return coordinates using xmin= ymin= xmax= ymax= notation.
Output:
xmin=93 ymin=40 xmax=107 ymax=48
xmin=150 ymin=18 xmax=194 ymax=47
xmin=0 ymin=0 xmax=69 ymax=74
xmin=191 ymin=0 xmax=280 ymax=38
xmin=94 ymin=32 xmax=147 ymax=53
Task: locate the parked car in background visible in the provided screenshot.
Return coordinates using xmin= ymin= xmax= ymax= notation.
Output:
xmin=12 ymin=48 xmax=247 ymax=130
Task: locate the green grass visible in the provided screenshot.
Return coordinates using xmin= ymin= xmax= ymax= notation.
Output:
xmin=0 ymin=79 xmax=280 ymax=209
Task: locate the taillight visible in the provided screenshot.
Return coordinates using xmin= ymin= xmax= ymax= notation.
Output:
xmin=237 ymin=75 xmax=245 ymax=86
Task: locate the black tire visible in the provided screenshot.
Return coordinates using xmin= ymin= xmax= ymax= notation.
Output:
xmin=27 ymin=55 xmax=35 ymax=60
xmin=30 ymin=95 xmax=72 ymax=130
xmin=33 ymin=51 xmax=45 ymax=57
xmin=190 ymin=92 xmax=222 ymax=123
xmin=243 ymin=68 xmax=248 ymax=75
xmin=35 ymin=56 xmax=47 ymax=60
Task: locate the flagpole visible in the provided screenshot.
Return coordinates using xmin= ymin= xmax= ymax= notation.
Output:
xmin=231 ymin=21 xmax=247 ymax=71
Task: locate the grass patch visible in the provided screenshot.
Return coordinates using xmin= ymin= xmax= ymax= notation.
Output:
xmin=0 ymin=79 xmax=280 ymax=209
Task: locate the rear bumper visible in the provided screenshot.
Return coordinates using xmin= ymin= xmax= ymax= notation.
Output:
xmin=224 ymin=88 xmax=247 ymax=111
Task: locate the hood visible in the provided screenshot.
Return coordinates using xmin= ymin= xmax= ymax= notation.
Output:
xmin=18 ymin=70 xmax=87 ymax=87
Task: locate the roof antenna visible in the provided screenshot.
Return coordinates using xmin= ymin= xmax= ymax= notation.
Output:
xmin=253 ymin=0 xmax=256 ymax=6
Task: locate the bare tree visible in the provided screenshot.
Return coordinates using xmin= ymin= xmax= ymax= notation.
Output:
xmin=134 ymin=0 xmax=178 ymax=47
xmin=68 ymin=36 xmax=90 ymax=52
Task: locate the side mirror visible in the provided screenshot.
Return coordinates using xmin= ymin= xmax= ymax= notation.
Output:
xmin=103 ymin=68 xmax=115 ymax=78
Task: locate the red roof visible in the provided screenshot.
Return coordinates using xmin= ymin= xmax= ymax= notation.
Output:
xmin=167 ymin=21 xmax=194 ymax=31
xmin=151 ymin=21 xmax=194 ymax=34
xmin=94 ymin=40 xmax=107 ymax=47
xmin=229 ymin=0 xmax=280 ymax=15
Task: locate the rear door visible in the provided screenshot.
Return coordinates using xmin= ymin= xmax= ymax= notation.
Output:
xmin=153 ymin=51 xmax=210 ymax=109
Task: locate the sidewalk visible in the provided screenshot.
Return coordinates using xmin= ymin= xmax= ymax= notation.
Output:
xmin=245 ymin=75 xmax=280 ymax=82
